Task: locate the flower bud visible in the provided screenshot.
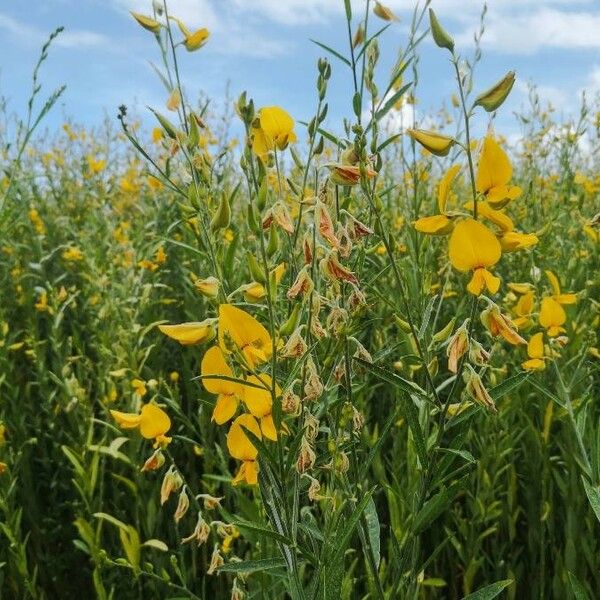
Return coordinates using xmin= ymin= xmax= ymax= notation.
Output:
xmin=407 ymin=128 xmax=455 ymax=157
xmin=373 ymin=1 xmax=399 ymax=22
xmin=210 ymin=193 xmax=231 ymax=232
xmin=428 ymin=9 xmax=454 ymax=52
xmin=195 ymin=276 xmax=220 ymax=298
xmin=474 ymin=71 xmax=516 ymax=113
xmin=160 ymin=466 xmax=183 ymax=505
xmin=141 ymin=449 xmax=165 ymax=472
xmin=446 ymin=319 xmax=469 ymax=374
xmin=464 ymin=366 xmax=497 ymax=413
xmin=131 ymin=12 xmax=161 ymax=33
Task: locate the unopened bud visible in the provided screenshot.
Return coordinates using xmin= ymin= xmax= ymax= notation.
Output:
xmin=473 ymin=71 xmax=516 ymax=113
xmin=407 ymin=128 xmax=455 ymax=157
xmin=428 ymin=9 xmax=454 ymax=52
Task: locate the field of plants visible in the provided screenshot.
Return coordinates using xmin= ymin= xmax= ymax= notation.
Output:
xmin=0 ymin=1 xmax=598 ymax=598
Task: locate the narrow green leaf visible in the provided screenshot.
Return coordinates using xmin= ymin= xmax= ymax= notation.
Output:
xmin=567 ymin=571 xmax=591 ymax=600
xmin=364 ymin=497 xmax=381 ymax=569
xmin=217 ymin=557 xmax=286 ymax=574
xmin=375 ymin=82 xmax=413 ymax=122
xmin=310 ymin=39 xmax=351 ymax=67
xmin=582 ymin=478 xmax=600 ymax=524
xmin=460 ymin=579 xmax=513 ymax=600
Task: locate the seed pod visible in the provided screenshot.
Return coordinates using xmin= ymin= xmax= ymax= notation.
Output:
xmin=428 ymin=9 xmax=454 ymax=52
xmin=246 ymin=252 xmax=266 ymax=284
xmin=150 ymin=109 xmax=178 ymax=139
xmin=473 ymin=71 xmax=516 ymax=113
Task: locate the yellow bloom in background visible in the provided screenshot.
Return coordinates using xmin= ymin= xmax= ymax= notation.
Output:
xmin=545 ymin=270 xmax=577 ymax=305
xmin=539 ymin=297 xmax=566 ymax=337
xmin=218 ymin=304 xmax=272 ymax=368
xmin=522 ymin=332 xmax=545 ymax=370
xmin=201 ymin=346 xmax=244 ymax=424
xmin=448 ymin=219 xmax=501 ymax=295
xmin=227 ymin=414 xmax=261 ymax=485
xmin=476 ymin=136 xmax=522 ymax=209
xmin=159 ymin=318 xmax=216 ymax=345
xmin=414 ymin=164 xmax=460 ymax=235
xmin=373 ymin=1 xmax=400 ymax=21
xmin=62 ymin=246 xmax=84 ymax=262
xmin=111 ymin=403 xmax=172 ymax=447
xmin=513 ymin=290 xmax=535 ymax=329
xmin=251 ymin=106 xmax=297 ymax=160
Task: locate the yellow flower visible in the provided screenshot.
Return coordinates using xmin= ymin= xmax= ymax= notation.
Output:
xmin=195 ymin=276 xmax=220 ymax=298
xmin=62 ymin=246 xmax=84 ymax=262
xmin=476 ymin=136 xmax=522 ymax=208
xmin=159 ymin=318 xmax=217 ymax=346
xmin=522 ymin=332 xmax=545 ymax=371
xmin=513 ymin=290 xmax=535 ymax=329
xmin=173 ymin=18 xmax=210 ymax=51
xmin=539 ymin=297 xmax=566 ymax=337
xmin=131 ymin=12 xmax=161 ymax=33
xmin=251 ymin=106 xmax=297 ymax=160
xmin=110 ymin=403 xmax=172 ymax=447
xmin=499 ymin=231 xmax=539 ymax=252
xmin=201 ymin=346 xmax=244 ymax=424
xmin=218 ymin=304 xmax=272 ymax=368
xmin=35 ymin=291 xmax=51 ymax=313
xmin=227 ymin=414 xmax=261 ymax=485
xmin=131 ymin=378 xmax=148 ymax=397
xmin=243 ymin=374 xmax=280 ymax=441
xmin=545 ymin=270 xmax=577 ymax=305
xmin=28 ymin=208 xmax=46 ymax=234
xmin=448 ymin=219 xmax=501 ymax=295
xmin=414 ymin=164 xmax=460 ymax=235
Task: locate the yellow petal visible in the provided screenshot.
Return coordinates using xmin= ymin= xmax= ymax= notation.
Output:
xmin=477 ymin=201 xmax=514 ymax=233
xmin=527 ymin=332 xmax=544 ymax=359
xmin=555 ymin=293 xmax=577 ymax=305
xmin=243 ymin=374 xmax=280 ymax=418
xmin=448 ymin=218 xmax=501 ymax=272
xmin=227 ymin=414 xmax=261 ymax=461
xmin=522 ymin=358 xmax=545 ymax=371
xmin=476 ymin=136 xmax=513 ymax=194
xmin=486 ymin=185 xmax=522 ymax=209
xmin=232 ymin=460 xmax=258 ymax=486
xmin=184 ymin=28 xmax=209 ymax=51
xmin=260 ymin=414 xmax=278 ymax=441
xmin=545 ymin=270 xmax=561 ymax=296
xmin=212 ymin=394 xmax=239 ymax=425
xmin=139 ymin=404 xmax=171 ymax=439
xmin=508 ymin=282 xmax=534 ymax=295
xmin=500 ymin=231 xmax=539 ymax=252
xmin=201 ymin=346 xmax=241 ymax=395
xmin=414 ymin=214 xmax=454 ymax=235
xmin=110 ymin=410 xmax=142 ymax=429
xmin=437 ymin=164 xmax=461 ymax=213
xmin=159 ymin=320 xmax=215 ymax=345
xmin=218 ymin=304 xmax=272 ymax=367
xmin=539 ymin=297 xmax=566 ymax=334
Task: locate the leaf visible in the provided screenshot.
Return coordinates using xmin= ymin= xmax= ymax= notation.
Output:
xmin=364 ymin=497 xmax=381 ymax=569
xmin=310 ymin=39 xmax=351 ymax=67
xmin=354 ymin=358 xmax=429 ymax=467
xmin=93 ymin=512 xmax=129 ymax=532
xmin=374 ymin=82 xmax=413 ymax=122
xmin=567 ymin=571 xmax=591 ymax=600
xmin=489 ymin=372 xmax=529 ymax=401
xmin=582 ymin=478 xmax=600 ymax=524
xmin=217 ymin=557 xmax=286 ymax=574
xmin=460 ymin=579 xmax=513 ymax=600
xmin=233 ymin=521 xmax=293 ymax=547
xmin=142 ymin=539 xmax=168 ymax=552
xmin=331 ymin=488 xmax=375 ymax=564
xmin=413 ymin=480 xmax=464 ymax=534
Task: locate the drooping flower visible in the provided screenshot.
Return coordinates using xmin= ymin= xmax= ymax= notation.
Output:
xmin=522 ymin=332 xmax=545 ymax=371
xmin=476 ymin=136 xmax=522 ymax=209
xmin=218 ymin=304 xmax=272 ymax=368
xmin=480 ymin=303 xmax=526 ymax=345
xmin=201 ymin=346 xmax=245 ymax=424
xmin=512 ymin=290 xmax=535 ymax=329
xmin=110 ymin=403 xmax=172 ymax=447
xmin=414 ymin=164 xmax=460 ymax=235
xmin=539 ymin=297 xmax=566 ymax=337
xmin=159 ymin=318 xmax=217 ymax=345
xmin=251 ymin=106 xmax=297 ymax=160
xmin=448 ymin=219 xmax=501 ymax=295
xmin=172 ymin=18 xmax=209 ymax=51
xmin=227 ymin=414 xmax=262 ymax=485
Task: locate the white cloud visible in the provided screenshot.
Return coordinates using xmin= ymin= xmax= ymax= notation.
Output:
xmin=0 ymin=13 xmax=109 ymax=49
xmin=454 ymin=7 xmax=600 ymax=54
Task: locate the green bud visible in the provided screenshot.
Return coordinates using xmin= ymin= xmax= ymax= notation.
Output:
xmin=279 ymin=304 xmax=302 ymax=336
xmin=428 ymin=9 xmax=454 ymax=52
xmin=473 ymin=71 xmax=516 ymax=113
xmin=150 ymin=109 xmax=178 ymax=139
xmin=247 ymin=252 xmax=266 ymax=283
xmin=210 ymin=193 xmax=230 ymax=232
xmin=432 ymin=317 xmax=456 ymax=344
xmin=394 ymin=314 xmax=412 ymax=333
xmin=267 ymin=224 xmax=279 ymax=257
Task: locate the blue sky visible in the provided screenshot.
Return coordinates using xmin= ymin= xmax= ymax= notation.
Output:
xmin=1 ymin=0 xmax=599 ymax=142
